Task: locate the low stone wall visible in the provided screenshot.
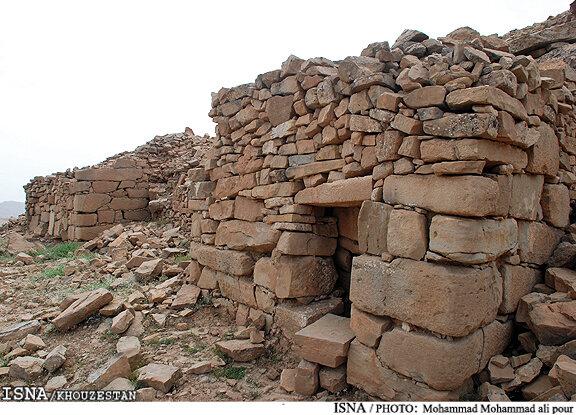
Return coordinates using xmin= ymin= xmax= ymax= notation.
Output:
xmin=25 ymin=131 xmax=211 ymax=241
xmin=24 ymin=159 xmax=150 ymax=240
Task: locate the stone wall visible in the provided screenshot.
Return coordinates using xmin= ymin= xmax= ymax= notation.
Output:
xmin=176 ymin=27 xmax=576 ymax=399
xmin=24 ymin=22 xmax=576 ymax=400
xmin=24 ymin=131 xmax=211 ymax=241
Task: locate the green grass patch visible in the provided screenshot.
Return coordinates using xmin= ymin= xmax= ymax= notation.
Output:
xmin=42 ymin=264 xmax=65 ymax=278
xmin=0 ymin=253 xmax=14 ymax=262
xmin=78 ymin=252 xmax=97 ymax=261
xmin=174 ymin=255 xmax=191 ymax=264
xmin=183 ymin=344 xmax=205 ymax=355
xmin=147 ymin=337 xmax=176 ymax=347
xmin=0 ymin=354 xmax=7 ymax=367
xmin=82 ymin=276 xmax=114 ymax=291
xmin=32 ymin=242 xmax=81 ymax=261
xmin=213 ymin=366 xmax=246 ymax=380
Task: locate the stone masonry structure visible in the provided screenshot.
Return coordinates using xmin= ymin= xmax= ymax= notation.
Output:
xmin=24 ymin=20 xmax=576 ymax=400
xmin=24 ymin=131 xmax=211 ymax=241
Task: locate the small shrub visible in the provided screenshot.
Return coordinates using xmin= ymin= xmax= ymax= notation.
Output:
xmin=183 ymin=344 xmax=205 ymax=355
xmin=147 ymin=337 xmax=175 ymax=347
xmin=33 ymin=242 xmax=81 ymax=261
xmin=0 ymin=253 xmax=14 ymax=263
xmin=213 ymin=366 xmax=246 ymax=380
xmin=42 ymin=265 xmax=65 ymax=278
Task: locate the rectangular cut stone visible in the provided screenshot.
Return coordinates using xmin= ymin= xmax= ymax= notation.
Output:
xmin=526 ymin=124 xmax=560 ymax=177
xmin=285 ymin=159 xmax=346 ymax=179
xmin=423 ymin=113 xmax=498 ymax=139
xmin=74 ymin=225 xmax=113 ymax=241
xmin=74 ymin=167 xmax=143 ymax=181
xmin=350 ymin=256 xmax=501 ymax=337
xmin=358 ymin=201 xmax=392 ymax=255
xmin=274 ymin=298 xmax=344 ymax=338
xmin=446 ymin=85 xmax=528 ymax=121
xmin=378 ymin=328 xmax=483 ymax=390
xmin=189 ymin=242 xmax=255 ymax=276
xmin=208 ymin=200 xmax=235 ymax=220
xmin=431 ymin=161 xmax=486 ymax=175
xmin=500 ymin=264 xmax=541 ymax=314
xmin=216 ymin=272 xmax=257 ymax=308
xmin=275 ymin=255 xmax=337 ymax=299
xmin=73 ymin=194 xmax=111 ymax=213
xmin=214 ymin=220 xmax=280 ymax=253
xmin=70 ymin=213 xmax=97 ymax=227
xmin=251 ymin=182 xmax=303 ymax=199
xmin=541 ymin=184 xmax=570 ymax=228
xmin=378 ymin=320 xmax=510 ymax=391
xmin=295 ymin=176 xmax=372 ymax=207
xmin=294 ymin=314 xmax=355 ymax=368
xmin=334 ymin=207 xmax=360 ymax=241
xmin=517 ymin=221 xmax=563 ymax=265
xmin=429 ymin=215 xmax=517 ymax=264
xmin=276 ymin=232 xmax=336 ymax=256
xmin=213 ymin=174 xmax=257 ymax=199
xmin=509 ymin=174 xmax=544 ymax=221
xmin=347 ymin=340 xmax=460 ymax=401
xmin=233 ymin=197 xmax=264 ymax=222
xmin=350 ymin=305 xmax=391 ymax=348
xmin=420 ymin=138 xmax=527 ymax=171
xmin=383 ymin=174 xmax=507 ymax=217
xmin=403 ymin=85 xmax=447 ymax=109
xmin=386 ymin=209 xmax=427 ymax=260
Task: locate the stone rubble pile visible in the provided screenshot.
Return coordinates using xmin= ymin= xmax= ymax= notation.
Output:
xmin=503 ymin=8 xmax=576 ymax=69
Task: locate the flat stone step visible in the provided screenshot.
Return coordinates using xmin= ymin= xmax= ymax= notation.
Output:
xmin=294 ymin=313 xmax=355 ymax=368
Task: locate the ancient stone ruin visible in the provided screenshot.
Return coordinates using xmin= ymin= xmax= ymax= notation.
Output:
xmin=19 ymin=14 xmax=576 ymax=400
xmin=24 ymin=131 xmax=212 ymax=241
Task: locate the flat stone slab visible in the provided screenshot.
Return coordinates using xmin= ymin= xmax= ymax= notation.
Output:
xmin=294 ymin=314 xmax=355 ymax=367
xmin=294 ymin=176 xmax=372 ymax=207
xmin=87 ymin=353 xmax=131 ymax=389
xmin=215 ymin=339 xmax=265 ymax=362
xmin=52 ymin=288 xmax=113 ymax=331
xmin=0 ymin=319 xmax=41 ymax=342
xmin=137 ymin=363 xmax=182 ymax=393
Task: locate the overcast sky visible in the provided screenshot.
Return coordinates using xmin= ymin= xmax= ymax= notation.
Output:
xmin=0 ymin=0 xmax=569 ymax=202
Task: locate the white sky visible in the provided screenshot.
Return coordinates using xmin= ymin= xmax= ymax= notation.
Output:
xmin=0 ymin=0 xmax=569 ymax=202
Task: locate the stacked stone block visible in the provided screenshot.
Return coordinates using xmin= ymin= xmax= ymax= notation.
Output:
xmin=24 ymin=159 xmax=150 ymax=241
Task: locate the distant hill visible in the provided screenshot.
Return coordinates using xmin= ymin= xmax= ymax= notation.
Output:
xmin=0 ymin=201 xmax=25 ymax=219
